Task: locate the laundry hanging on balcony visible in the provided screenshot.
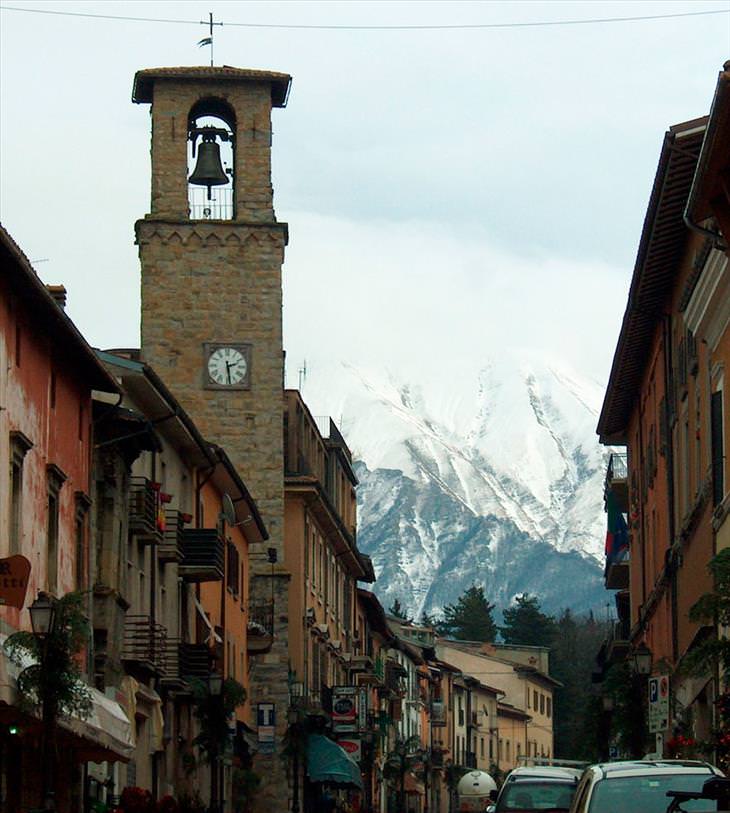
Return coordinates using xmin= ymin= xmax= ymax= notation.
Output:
xmin=605 ymin=489 xmax=629 ymax=565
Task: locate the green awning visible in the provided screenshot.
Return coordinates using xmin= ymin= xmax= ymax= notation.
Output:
xmin=306 ymin=734 xmax=363 ymax=789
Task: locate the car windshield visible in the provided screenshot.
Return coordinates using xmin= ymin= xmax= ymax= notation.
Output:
xmin=588 ymin=773 xmax=718 ymax=813
xmin=497 ymin=781 xmax=576 ymax=810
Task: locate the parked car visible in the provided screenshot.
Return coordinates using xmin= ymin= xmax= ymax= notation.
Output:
xmin=487 ymin=766 xmax=583 ymax=812
xmin=568 ymin=760 xmax=724 ymax=813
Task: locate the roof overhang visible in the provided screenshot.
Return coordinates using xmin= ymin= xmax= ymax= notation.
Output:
xmin=686 ymin=62 xmax=730 ymax=226
xmin=132 ymin=66 xmax=292 ymax=107
xmin=0 ymin=225 xmax=119 ymax=394
xmin=597 ymin=118 xmax=708 ymax=444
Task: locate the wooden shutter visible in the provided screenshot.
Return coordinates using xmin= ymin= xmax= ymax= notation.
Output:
xmin=711 ymin=390 xmax=725 ymax=507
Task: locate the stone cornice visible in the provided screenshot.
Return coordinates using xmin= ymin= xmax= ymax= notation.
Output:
xmin=135 ymin=217 xmax=289 ymax=247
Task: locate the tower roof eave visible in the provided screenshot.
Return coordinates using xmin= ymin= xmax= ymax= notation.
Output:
xmin=132 ymin=65 xmax=292 ymax=107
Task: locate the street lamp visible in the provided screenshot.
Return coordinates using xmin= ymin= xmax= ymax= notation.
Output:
xmin=631 ymin=643 xmax=653 ymax=676
xmin=29 ymin=591 xmax=57 ymax=637
xmin=29 ymin=591 xmax=58 ymax=812
xmin=208 ymin=673 xmax=224 ymax=813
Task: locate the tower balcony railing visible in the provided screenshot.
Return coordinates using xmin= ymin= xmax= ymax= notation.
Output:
xmin=188 ymin=186 xmax=233 ymax=221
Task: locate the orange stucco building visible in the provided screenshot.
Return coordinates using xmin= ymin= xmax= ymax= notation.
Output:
xmin=598 ymin=61 xmax=730 ymax=753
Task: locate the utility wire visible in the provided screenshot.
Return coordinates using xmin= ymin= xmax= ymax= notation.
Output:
xmin=0 ymin=4 xmax=728 ymax=31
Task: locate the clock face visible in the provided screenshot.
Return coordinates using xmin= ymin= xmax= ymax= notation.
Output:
xmin=207 ymin=346 xmax=248 ymax=387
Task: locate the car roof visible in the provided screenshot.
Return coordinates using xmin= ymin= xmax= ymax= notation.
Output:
xmin=506 ymin=767 xmax=583 ymax=781
xmin=587 ymin=760 xmax=718 ymax=779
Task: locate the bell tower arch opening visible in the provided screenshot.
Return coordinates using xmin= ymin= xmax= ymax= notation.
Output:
xmin=187 ymin=97 xmax=235 ymax=220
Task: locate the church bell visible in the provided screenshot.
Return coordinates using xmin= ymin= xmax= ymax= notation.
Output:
xmin=189 ymin=129 xmax=230 ymax=198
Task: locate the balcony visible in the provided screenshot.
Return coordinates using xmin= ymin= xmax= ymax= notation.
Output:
xmin=179 ymin=528 xmax=224 ymax=582
xmin=605 ymin=548 xmax=630 ymax=590
xmin=605 ymin=619 xmax=631 ymax=665
xmin=384 ymin=659 xmax=407 ymax=694
xmin=128 ymin=476 xmax=162 ymax=543
xmin=122 ymin=614 xmax=167 ymax=675
xmin=605 ymin=453 xmax=628 ymax=512
xmin=159 ymin=640 xmax=212 ymax=690
xmin=158 ymin=510 xmax=185 ymax=563
xmin=247 ymin=600 xmax=274 ymax=654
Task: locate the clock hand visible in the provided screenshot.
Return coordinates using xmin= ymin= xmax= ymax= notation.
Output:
xmin=226 ymin=361 xmax=232 ymax=384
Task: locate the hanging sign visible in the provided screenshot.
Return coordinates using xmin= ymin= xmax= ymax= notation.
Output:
xmin=337 ymin=737 xmax=362 ymax=762
xmin=358 ymin=686 xmax=368 ymax=730
xmin=0 ymin=555 xmax=31 ymax=608
xmin=332 ymin=686 xmax=358 ymax=731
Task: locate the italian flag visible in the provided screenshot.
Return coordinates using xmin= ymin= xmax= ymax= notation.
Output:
xmin=605 ymin=489 xmax=629 ymax=564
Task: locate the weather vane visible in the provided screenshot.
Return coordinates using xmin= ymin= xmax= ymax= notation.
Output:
xmin=198 ymin=12 xmax=222 ymax=67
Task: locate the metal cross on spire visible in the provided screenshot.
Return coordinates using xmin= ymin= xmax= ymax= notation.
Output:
xmin=198 ymin=12 xmax=222 ymax=67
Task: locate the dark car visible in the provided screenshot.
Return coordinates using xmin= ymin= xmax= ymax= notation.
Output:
xmin=490 ymin=766 xmax=582 ymax=812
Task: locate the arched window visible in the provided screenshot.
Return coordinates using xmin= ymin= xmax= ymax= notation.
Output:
xmin=187 ymin=97 xmax=236 ymax=220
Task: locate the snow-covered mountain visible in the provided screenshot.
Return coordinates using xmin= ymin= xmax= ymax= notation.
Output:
xmin=298 ymin=353 xmax=608 ymax=619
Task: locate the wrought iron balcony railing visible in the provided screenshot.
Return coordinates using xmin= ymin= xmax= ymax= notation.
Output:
xmin=122 ymin=614 xmax=167 ymax=675
xmin=247 ymin=600 xmax=274 ymax=654
xmin=179 ymin=528 xmax=225 ymax=582
xmin=128 ymin=476 xmax=161 ymax=543
xmin=158 ymin=509 xmax=185 ymax=563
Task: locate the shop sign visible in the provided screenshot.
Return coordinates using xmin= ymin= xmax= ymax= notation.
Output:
xmin=337 ymin=737 xmax=362 ymax=762
xmin=332 ymin=685 xmax=358 ymax=731
xmin=648 ymin=675 xmax=669 ymax=734
xmin=0 ymin=555 xmax=31 ymax=608
xmin=358 ymin=686 xmax=368 ymax=729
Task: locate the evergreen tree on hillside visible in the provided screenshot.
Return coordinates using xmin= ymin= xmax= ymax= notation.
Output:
xmin=500 ymin=593 xmax=557 ymax=647
xmin=441 ymin=585 xmax=497 ymax=642
xmin=389 ymin=598 xmax=410 ymax=620
xmin=420 ymin=610 xmax=436 ymax=627
xmin=550 ymin=608 xmax=609 ymax=760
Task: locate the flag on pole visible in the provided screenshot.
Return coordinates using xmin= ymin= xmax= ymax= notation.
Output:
xmin=605 ymin=489 xmax=629 ymax=564
xmin=198 ymin=37 xmax=212 ymax=47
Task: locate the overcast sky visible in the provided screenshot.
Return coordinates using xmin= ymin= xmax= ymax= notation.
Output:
xmin=1 ymin=1 xmax=728 ymax=391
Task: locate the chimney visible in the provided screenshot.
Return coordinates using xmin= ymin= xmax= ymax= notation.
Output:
xmin=46 ymin=284 xmax=67 ymax=310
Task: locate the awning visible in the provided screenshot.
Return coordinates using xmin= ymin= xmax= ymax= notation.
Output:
xmin=306 ymin=734 xmax=363 ymax=790
xmin=0 ymin=634 xmax=133 ymax=762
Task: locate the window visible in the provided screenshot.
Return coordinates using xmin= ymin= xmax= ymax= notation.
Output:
xmin=226 ymin=541 xmax=240 ymax=596
xmin=75 ymin=493 xmax=90 ymax=590
xmin=547 ymin=696 xmax=552 ymax=719
xmin=8 ymin=431 xmax=32 ymax=555
xmin=480 ymin=737 xmax=484 ymax=757
xmin=711 ymin=389 xmax=725 ymax=507
xmin=47 ymin=465 xmax=67 ymax=593
xmin=540 ymin=693 xmax=545 ymax=714
xmin=533 ymin=690 xmax=538 ymax=710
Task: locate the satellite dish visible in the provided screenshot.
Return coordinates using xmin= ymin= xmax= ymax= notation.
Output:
xmin=221 ymin=493 xmax=236 ymax=526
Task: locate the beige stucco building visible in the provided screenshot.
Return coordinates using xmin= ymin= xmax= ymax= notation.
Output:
xmin=436 ymin=641 xmax=558 ymax=761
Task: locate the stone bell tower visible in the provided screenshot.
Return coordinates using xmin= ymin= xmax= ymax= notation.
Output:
xmin=132 ymin=66 xmax=292 ymax=809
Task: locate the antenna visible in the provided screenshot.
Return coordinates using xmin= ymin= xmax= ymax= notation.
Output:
xmin=298 ymin=359 xmax=307 ymax=391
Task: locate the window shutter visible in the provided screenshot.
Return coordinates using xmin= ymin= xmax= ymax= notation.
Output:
xmin=711 ymin=391 xmax=725 ymax=507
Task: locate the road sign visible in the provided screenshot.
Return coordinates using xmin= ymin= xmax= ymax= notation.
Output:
xmin=648 ymin=675 xmax=669 ymax=734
